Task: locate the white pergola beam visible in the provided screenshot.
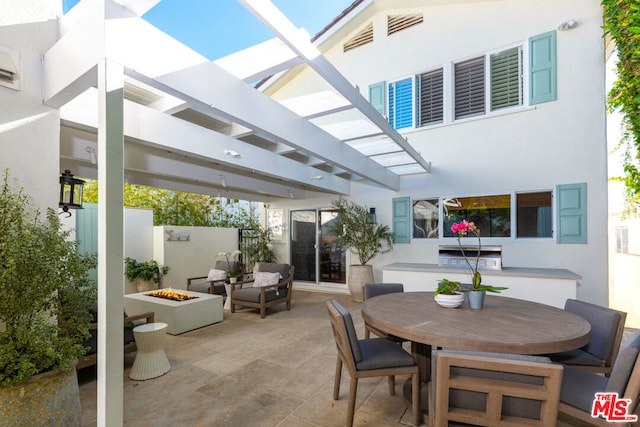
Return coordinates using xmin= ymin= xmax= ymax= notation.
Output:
xmin=214 ymin=36 xmax=304 ymax=83
xmin=141 ymin=64 xmax=399 ymax=189
xmin=60 ymin=89 xmax=351 ymax=194
xmin=240 ymin=0 xmax=432 ymax=174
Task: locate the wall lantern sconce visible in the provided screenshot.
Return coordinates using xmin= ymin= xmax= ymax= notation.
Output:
xmin=557 ymin=19 xmax=577 ymax=31
xmin=59 ymin=169 xmax=85 ymax=216
xmin=367 ymin=207 xmax=377 ymax=224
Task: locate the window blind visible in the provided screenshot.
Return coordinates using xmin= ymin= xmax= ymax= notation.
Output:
xmin=388 ymin=78 xmax=413 ymax=129
xmin=490 ymin=47 xmax=522 ymax=111
xmin=418 ymin=68 xmax=444 ymax=126
xmin=454 ymin=57 xmax=485 ymax=119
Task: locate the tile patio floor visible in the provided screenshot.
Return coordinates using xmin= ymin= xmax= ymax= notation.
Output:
xmin=78 ymin=290 xmax=635 ymax=426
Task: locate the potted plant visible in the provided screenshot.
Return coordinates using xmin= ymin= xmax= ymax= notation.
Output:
xmin=124 ymin=257 xmax=170 ymax=292
xmin=0 ymin=171 xmax=97 ymax=425
xmin=217 ymin=250 xmax=242 ymax=283
xmin=450 ymin=220 xmax=507 ymax=308
xmin=243 ymin=222 xmax=277 ymax=268
xmin=434 ymin=278 xmax=465 ymax=308
xmin=329 ymin=197 xmax=394 ymax=302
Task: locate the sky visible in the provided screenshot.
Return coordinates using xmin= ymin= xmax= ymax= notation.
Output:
xmin=62 ymin=0 xmax=355 ymax=60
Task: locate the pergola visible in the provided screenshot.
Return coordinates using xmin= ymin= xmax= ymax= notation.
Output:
xmin=55 ymin=0 xmax=431 ymax=203
xmin=45 ymin=0 xmax=431 ymax=424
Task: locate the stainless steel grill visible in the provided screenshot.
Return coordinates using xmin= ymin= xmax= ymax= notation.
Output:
xmin=438 ymin=245 xmax=502 ymax=271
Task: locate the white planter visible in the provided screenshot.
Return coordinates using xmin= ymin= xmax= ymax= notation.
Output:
xmin=434 ymin=292 xmax=465 ymax=308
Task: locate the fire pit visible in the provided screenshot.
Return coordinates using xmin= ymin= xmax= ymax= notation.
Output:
xmin=146 ymin=288 xmax=198 ymax=302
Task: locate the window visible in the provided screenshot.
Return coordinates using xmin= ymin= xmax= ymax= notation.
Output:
xmin=388 ymin=77 xmax=414 ymax=129
xmin=454 ymin=57 xmax=485 ymax=119
xmin=616 ymin=227 xmax=628 ymax=254
xmin=418 ymin=68 xmax=444 ymax=126
xmin=443 ymin=195 xmax=511 ymax=238
xmin=491 ymin=47 xmax=523 ymax=111
xmin=413 ymin=199 xmax=439 ymax=238
xmin=516 ymin=192 xmax=552 ymax=238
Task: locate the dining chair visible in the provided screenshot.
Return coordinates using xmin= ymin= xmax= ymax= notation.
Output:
xmin=549 ymin=299 xmax=627 ymax=377
xmin=559 ymin=330 xmax=640 ymax=426
xmin=362 ymin=283 xmax=406 ymax=342
xmin=429 ymin=351 xmax=564 ymax=427
xmin=326 ymin=299 xmax=420 ymax=427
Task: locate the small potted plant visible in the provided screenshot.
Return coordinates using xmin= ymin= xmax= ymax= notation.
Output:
xmin=124 ymin=257 xmax=170 ymax=292
xmin=434 ymin=278 xmax=465 ymax=308
xmin=217 ymin=250 xmax=242 ymax=283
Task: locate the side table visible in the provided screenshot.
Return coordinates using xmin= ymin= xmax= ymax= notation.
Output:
xmin=129 ymin=322 xmax=171 ymax=380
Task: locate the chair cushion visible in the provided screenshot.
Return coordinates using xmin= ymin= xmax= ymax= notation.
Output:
xmin=189 ymin=280 xmax=226 ymax=295
xmin=233 ymin=287 xmax=288 ymax=303
xmin=564 ymin=299 xmax=622 ymax=361
xmin=606 ymin=330 xmax=640 ymax=395
xmin=363 ymin=283 xmax=404 ymax=300
xmin=561 ymin=364 xmax=609 ymax=411
xmin=253 ymin=271 xmax=282 ymax=288
xmin=356 ymin=338 xmax=415 ymax=370
xmin=207 ymin=268 xmax=227 ymax=281
xmin=548 ymin=348 xmax=604 ymax=367
xmin=256 ymin=263 xmax=290 ymax=281
xmin=330 ymin=300 xmax=362 ymax=363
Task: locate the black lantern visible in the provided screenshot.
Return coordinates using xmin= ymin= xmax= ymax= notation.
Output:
xmin=59 ymin=169 xmax=85 ymax=214
xmin=367 ymin=207 xmax=377 ymax=224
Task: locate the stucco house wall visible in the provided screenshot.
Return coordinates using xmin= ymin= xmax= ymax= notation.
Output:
xmin=265 ymin=0 xmax=609 ymax=305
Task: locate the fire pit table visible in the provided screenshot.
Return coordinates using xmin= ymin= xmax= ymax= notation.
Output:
xmin=124 ymin=289 xmax=223 ymax=335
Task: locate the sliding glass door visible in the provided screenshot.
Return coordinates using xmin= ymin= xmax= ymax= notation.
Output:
xmin=290 ymin=209 xmax=346 ymax=285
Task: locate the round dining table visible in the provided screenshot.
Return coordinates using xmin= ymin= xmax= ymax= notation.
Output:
xmin=361 ymin=292 xmax=592 ymax=416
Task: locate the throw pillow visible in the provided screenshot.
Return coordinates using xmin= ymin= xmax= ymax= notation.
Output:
xmin=252 ymin=271 xmax=282 ymax=288
xmin=207 ymin=268 xmax=227 ymax=281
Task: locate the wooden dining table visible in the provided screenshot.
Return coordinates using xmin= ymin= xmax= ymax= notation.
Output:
xmin=360 ymin=292 xmax=592 ymax=415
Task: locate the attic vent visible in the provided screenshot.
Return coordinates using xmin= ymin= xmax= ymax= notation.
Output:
xmin=0 ymin=46 xmax=20 ymax=91
xmin=343 ymin=22 xmax=373 ymax=52
xmin=387 ymin=14 xmax=423 ymax=36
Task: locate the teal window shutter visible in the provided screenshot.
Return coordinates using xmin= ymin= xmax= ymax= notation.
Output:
xmin=529 ymin=31 xmax=557 ymax=105
xmin=392 ymin=197 xmax=411 ymax=243
xmin=556 ymin=183 xmax=587 ymax=244
xmin=369 ymin=81 xmax=386 ymax=116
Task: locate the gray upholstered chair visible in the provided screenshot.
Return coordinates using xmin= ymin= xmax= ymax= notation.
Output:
xmin=549 ymin=299 xmax=627 ymax=377
xmin=559 ymin=330 xmax=640 ymax=426
xmin=326 ymin=299 xmax=420 ymax=427
xmin=229 ymin=263 xmax=293 ymax=319
xmin=186 ymin=260 xmax=243 ymax=296
xmin=429 ymin=351 xmax=563 ymax=427
xmin=362 ymin=283 xmax=406 ymax=342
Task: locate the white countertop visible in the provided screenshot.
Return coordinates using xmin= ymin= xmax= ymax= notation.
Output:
xmin=382 ymin=263 xmax=581 ymax=280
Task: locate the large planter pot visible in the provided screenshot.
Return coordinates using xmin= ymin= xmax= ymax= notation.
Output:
xmin=348 ymin=264 xmax=374 ymax=302
xmin=136 ymin=278 xmax=157 ymax=292
xmin=0 ymin=366 xmax=82 ymax=427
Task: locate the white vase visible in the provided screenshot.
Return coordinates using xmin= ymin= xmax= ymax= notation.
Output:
xmin=347 ymin=265 xmax=374 ymax=303
xmin=434 ymin=292 xmax=465 ymax=308
xmin=229 ymin=277 xmax=237 ymax=284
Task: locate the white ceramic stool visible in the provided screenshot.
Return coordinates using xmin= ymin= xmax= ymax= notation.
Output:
xmin=129 ymin=322 xmax=171 ymax=380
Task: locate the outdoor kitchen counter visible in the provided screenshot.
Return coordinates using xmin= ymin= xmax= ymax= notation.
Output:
xmin=382 ymin=263 xmax=581 ymax=308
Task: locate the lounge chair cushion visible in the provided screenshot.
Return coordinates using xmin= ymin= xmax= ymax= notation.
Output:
xmin=357 ymin=338 xmax=416 ymax=370
xmin=560 ymin=365 xmax=609 ymax=411
xmin=565 ymin=299 xmax=622 ymax=361
xmin=232 ymin=287 xmax=288 ymax=303
xmin=606 ymin=330 xmax=640 ymax=394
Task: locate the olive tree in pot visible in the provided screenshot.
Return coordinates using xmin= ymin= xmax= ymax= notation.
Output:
xmin=0 ymin=171 xmax=97 ymax=426
xmin=329 ymin=197 xmax=394 ymax=302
